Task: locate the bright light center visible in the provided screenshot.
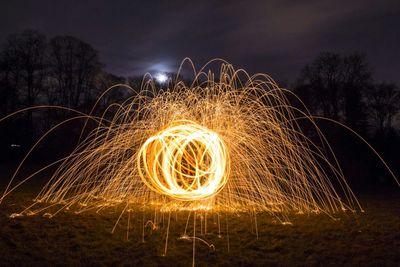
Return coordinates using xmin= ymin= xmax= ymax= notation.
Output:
xmin=137 ymin=120 xmax=229 ymax=201
xmin=155 ymin=73 xmax=168 ymax=83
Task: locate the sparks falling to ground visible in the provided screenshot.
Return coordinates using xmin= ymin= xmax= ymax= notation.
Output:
xmin=4 ymin=59 xmax=396 ymax=265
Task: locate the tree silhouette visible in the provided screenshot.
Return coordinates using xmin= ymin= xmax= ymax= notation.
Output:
xmin=297 ymin=52 xmax=343 ymax=120
xmin=0 ymin=30 xmax=110 ymax=158
xmin=296 ymin=52 xmax=372 ymax=133
xmin=0 ymin=29 xmax=47 ymax=145
xmin=48 ymin=36 xmax=102 ymax=111
xmin=365 ymin=83 xmax=400 ymax=136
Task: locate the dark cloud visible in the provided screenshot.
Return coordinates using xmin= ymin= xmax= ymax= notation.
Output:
xmin=1 ymin=0 xmax=399 ymax=83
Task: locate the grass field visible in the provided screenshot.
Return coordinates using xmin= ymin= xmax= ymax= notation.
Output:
xmin=0 ymin=171 xmax=399 ymax=266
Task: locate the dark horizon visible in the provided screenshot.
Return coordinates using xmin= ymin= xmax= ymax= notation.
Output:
xmin=1 ymin=0 xmax=399 ymax=83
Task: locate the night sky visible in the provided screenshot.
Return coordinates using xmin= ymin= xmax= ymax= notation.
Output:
xmin=1 ymin=0 xmax=399 ymax=83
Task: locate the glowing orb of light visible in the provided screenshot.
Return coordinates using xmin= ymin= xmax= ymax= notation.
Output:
xmin=137 ymin=120 xmax=230 ymax=201
xmin=155 ymin=73 xmax=168 ymax=83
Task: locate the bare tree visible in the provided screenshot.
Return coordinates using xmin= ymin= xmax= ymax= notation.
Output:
xmin=0 ymin=30 xmax=47 ymax=145
xmin=1 ymin=30 xmax=47 ymax=107
xmin=365 ymin=83 xmax=400 ymax=135
xmin=296 ymin=52 xmax=372 ymax=132
xmin=297 ymin=52 xmax=344 ymax=120
xmin=3 ymin=30 xmax=47 ymax=106
xmin=0 ymin=51 xmax=18 ymax=115
xmin=48 ymin=36 xmax=102 ymax=111
xmin=342 ymin=53 xmax=372 ymax=131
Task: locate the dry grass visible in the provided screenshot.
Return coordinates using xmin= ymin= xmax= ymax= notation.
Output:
xmin=0 ymin=176 xmax=399 ymax=266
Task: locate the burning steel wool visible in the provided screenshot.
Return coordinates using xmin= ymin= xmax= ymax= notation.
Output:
xmin=3 ymin=59 xmax=397 ymax=265
xmin=138 ymin=120 xmax=230 ymax=201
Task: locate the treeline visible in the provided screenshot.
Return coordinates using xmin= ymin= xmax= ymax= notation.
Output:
xmin=294 ymin=52 xmax=400 ymax=187
xmin=295 ymin=52 xmax=399 ymax=138
xmin=0 ymin=30 xmax=132 ymax=154
xmin=0 ymin=30 xmax=399 ymax=185
xmin=0 ymin=29 xmax=129 ymax=116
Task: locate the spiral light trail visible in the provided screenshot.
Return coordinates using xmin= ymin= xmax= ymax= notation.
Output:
xmin=138 ymin=120 xmax=229 ymax=201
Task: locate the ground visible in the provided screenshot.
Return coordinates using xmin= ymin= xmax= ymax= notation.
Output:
xmin=0 ymin=172 xmax=399 ymax=266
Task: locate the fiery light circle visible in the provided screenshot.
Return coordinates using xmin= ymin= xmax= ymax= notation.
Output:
xmin=137 ymin=120 xmax=230 ymax=201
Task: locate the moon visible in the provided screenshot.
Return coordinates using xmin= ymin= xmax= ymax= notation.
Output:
xmin=156 ymin=73 xmax=168 ymax=83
